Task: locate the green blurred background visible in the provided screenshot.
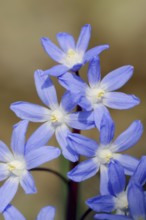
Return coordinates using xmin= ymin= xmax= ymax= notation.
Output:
xmin=0 ymin=0 xmax=146 ymax=219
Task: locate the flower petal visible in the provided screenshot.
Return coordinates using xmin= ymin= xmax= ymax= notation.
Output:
xmin=57 ymin=32 xmax=75 ymax=52
xmin=76 ymin=24 xmax=91 ymax=52
xmin=0 ymin=163 xmax=10 ymax=181
xmin=93 ymin=104 xmax=110 ymax=130
xmin=68 ymin=111 xmax=95 ymax=130
xmin=25 ymin=146 xmax=60 ymax=170
xmin=67 ymin=159 xmax=99 ymax=182
xmin=131 ymin=156 xmax=146 ymax=186
xmin=20 ymin=171 xmax=37 ymax=194
xmin=42 ymin=65 xmax=69 ymax=77
xmin=101 ymin=65 xmax=134 ymax=91
xmin=41 ymin=37 xmax=64 ymax=62
xmin=34 ymin=70 xmax=58 ymax=109
xmin=86 ymin=195 xmax=115 ymax=213
xmin=60 ymin=91 xmax=79 ymax=112
xmin=111 ymin=120 xmax=143 ymax=152
xmin=94 ymin=214 xmax=132 ymax=220
xmin=0 ymin=177 xmax=19 ymax=212
xmin=0 ymin=141 xmax=12 ymax=162
xmin=10 ymin=102 xmax=50 ymax=122
xmin=113 ymin=154 xmax=139 ymax=176
xmin=3 ymin=205 xmax=26 ymax=220
xmin=67 ymin=133 xmax=98 ymax=157
xmin=99 ymin=113 xmax=115 ymax=146
xmin=87 ymin=57 xmax=101 ymax=87
xmin=128 ymin=182 xmax=146 ymax=219
xmin=103 ymin=92 xmax=140 ymax=109
xmin=11 ymin=120 xmax=28 ymax=155
xmin=100 ymin=165 xmax=109 ymax=195
xmin=84 ymin=45 xmax=109 ymax=63
xmin=108 ymin=161 xmax=125 ymax=196
xmin=26 ymin=122 xmax=54 ymax=152
xmin=55 ymin=125 xmax=79 ymax=162
xmin=37 ymin=206 xmax=56 ymax=220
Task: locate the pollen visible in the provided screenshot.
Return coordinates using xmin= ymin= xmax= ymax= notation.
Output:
xmin=50 ymin=109 xmax=66 ymax=126
xmin=50 ymin=114 xmax=58 ymax=122
xmin=61 ymin=49 xmax=83 ymax=68
xmin=95 ymin=148 xmax=113 ymax=164
xmin=97 ymin=89 xmax=105 ymax=98
xmin=67 ymin=49 xmax=76 ymax=58
xmin=7 ymin=159 xmax=26 ymax=177
xmin=86 ymin=87 xmax=106 ymax=106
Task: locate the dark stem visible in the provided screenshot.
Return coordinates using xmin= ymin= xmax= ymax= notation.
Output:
xmin=65 ymin=70 xmax=81 ymax=220
xmin=31 ymin=167 xmax=68 ymax=185
xmin=80 ymin=208 xmax=92 ymax=220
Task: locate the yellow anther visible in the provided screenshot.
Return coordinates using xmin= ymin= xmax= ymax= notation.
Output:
xmin=97 ymin=90 xmax=105 ymax=99
xmin=8 ymin=164 xmax=16 ymax=171
xmin=67 ymin=49 xmax=76 ymax=58
xmin=50 ymin=114 xmax=58 ymax=122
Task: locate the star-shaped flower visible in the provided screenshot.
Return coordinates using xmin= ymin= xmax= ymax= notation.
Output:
xmin=59 ymin=57 xmax=140 ymax=129
xmin=67 ymin=113 xmax=143 ymax=195
xmin=0 ymin=120 xmax=60 ymax=211
xmin=10 ymin=70 xmax=94 ymax=162
xmin=41 ymin=24 xmax=109 ymax=77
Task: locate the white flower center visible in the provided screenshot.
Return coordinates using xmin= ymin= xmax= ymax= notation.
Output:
xmin=7 ymin=158 xmax=26 ymax=177
xmin=61 ymin=49 xmax=83 ymax=68
xmin=115 ymin=191 xmax=128 ymax=211
xmin=86 ymin=86 xmax=105 ymax=106
xmin=50 ymin=109 xmax=67 ymax=126
xmin=94 ymin=148 xmax=113 ymax=164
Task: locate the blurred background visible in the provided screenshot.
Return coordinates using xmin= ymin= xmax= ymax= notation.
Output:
xmin=0 ymin=0 xmax=146 ymax=219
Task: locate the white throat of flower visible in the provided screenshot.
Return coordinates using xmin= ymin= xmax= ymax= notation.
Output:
xmin=94 ymin=148 xmax=113 ymax=165
xmin=61 ymin=49 xmax=83 ymax=68
xmin=7 ymin=156 xmax=26 ymax=177
xmin=50 ymin=108 xmax=68 ymax=127
xmin=86 ymin=86 xmax=106 ymax=107
xmin=114 ymin=191 xmax=128 ymax=212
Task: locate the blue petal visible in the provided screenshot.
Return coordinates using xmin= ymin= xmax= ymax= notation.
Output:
xmin=131 ymin=156 xmax=146 ymax=186
xmin=87 ymin=57 xmax=101 ymax=87
xmin=57 ymin=32 xmax=75 ymax=52
xmin=55 ymin=125 xmax=79 ymax=162
xmin=41 ymin=37 xmax=64 ymax=62
xmin=93 ymin=105 xmax=110 ymax=130
xmin=86 ymin=195 xmax=115 ymax=213
xmin=94 ymin=214 xmax=132 ymax=220
xmin=76 ymin=24 xmax=91 ymax=52
xmin=0 ymin=141 xmax=12 ymax=162
xmin=68 ymin=111 xmax=95 ymax=130
xmin=128 ymin=182 xmax=146 ymax=219
xmin=20 ymin=171 xmax=37 ymax=194
xmin=11 ymin=120 xmax=28 ymax=155
xmin=103 ymin=92 xmax=140 ymax=109
xmin=60 ymin=91 xmax=78 ymax=112
xmin=0 ymin=164 xmax=9 ymax=181
xmin=34 ymin=70 xmax=58 ymax=109
xmin=113 ymin=154 xmax=139 ymax=176
xmin=25 ymin=146 xmax=60 ymax=169
xmin=111 ymin=120 xmax=143 ymax=152
xmin=58 ymin=71 xmax=87 ymax=92
xmin=100 ymin=165 xmax=109 ymax=195
xmin=79 ymin=96 xmax=92 ymax=111
xmin=101 ymin=65 xmax=134 ymax=91
xmin=26 ymin=122 xmax=54 ymax=152
xmin=0 ymin=177 xmax=19 ymax=212
xmin=10 ymin=102 xmax=50 ymax=122
xmin=67 ymin=159 xmax=99 ymax=182
xmin=99 ymin=113 xmax=115 ymax=145
xmin=3 ymin=205 xmax=26 ymax=220
xmin=67 ymin=133 xmax=98 ymax=157
xmin=42 ymin=65 xmax=69 ymax=77
xmin=84 ymin=45 xmax=109 ymax=63
xmin=37 ymin=206 xmax=56 ymax=220
xmin=108 ymin=161 xmax=125 ymax=196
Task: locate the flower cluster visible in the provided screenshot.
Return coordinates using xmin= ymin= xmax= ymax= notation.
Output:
xmin=0 ymin=24 xmax=145 ymax=219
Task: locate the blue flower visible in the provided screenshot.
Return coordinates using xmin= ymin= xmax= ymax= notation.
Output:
xmin=10 ymin=70 xmax=94 ymax=162
xmin=0 ymin=120 xmax=60 ymax=212
xmin=67 ymin=113 xmax=143 ymax=194
xmin=59 ymin=57 xmax=140 ymax=129
xmin=2 ymin=204 xmax=56 ymax=220
xmin=92 ymin=160 xmax=146 ymax=220
xmin=41 ymin=24 xmax=109 ymax=77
